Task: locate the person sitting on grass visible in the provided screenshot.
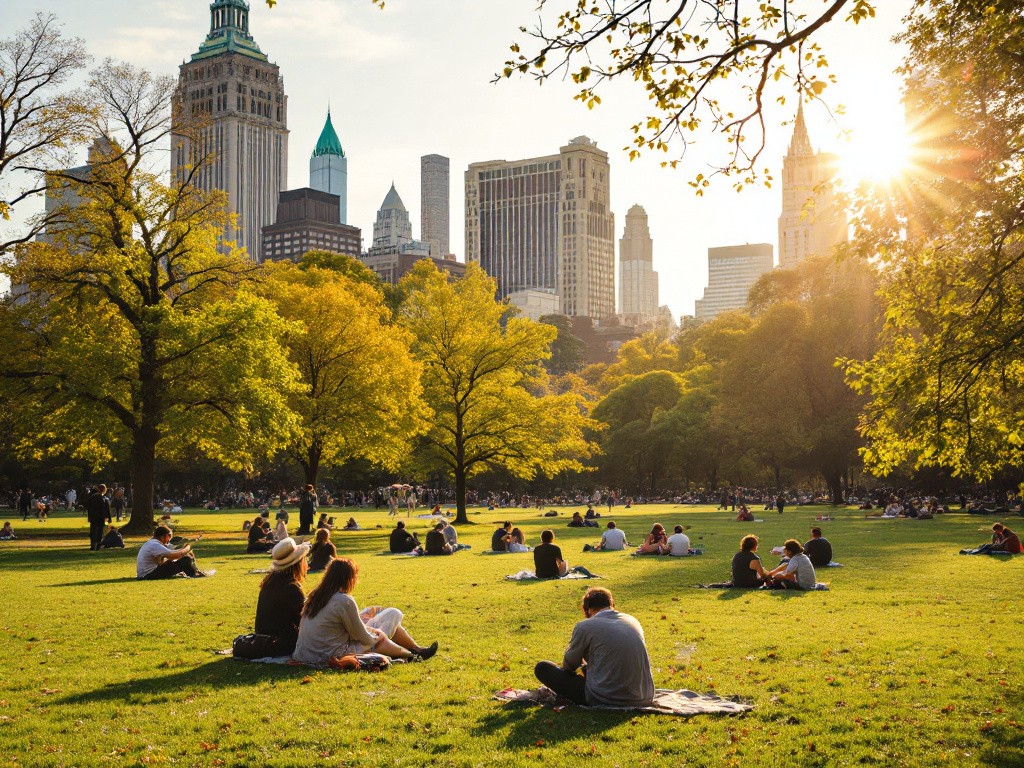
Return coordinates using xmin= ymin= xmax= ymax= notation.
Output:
xmin=317 ymin=513 xmax=333 ymax=531
xmin=584 ymin=504 xmax=601 ymax=520
xmin=735 ymin=504 xmax=755 ymax=522
xmin=136 ymin=526 xmax=207 ymax=579
xmin=508 ymin=527 xmax=530 ymax=553
xmin=308 ymin=528 xmax=337 ymax=571
xmin=803 ymin=527 xmax=833 ymax=568
xmin=585 ymin=521 xmax=628 ymax=552
xmin=425 ymin=522 xmax=453 ymax=555
xmin=441 ymin=519 xmax=464 ymax=551
xmin=342 ymin=517 xmax=360 ymax=530
xmin=0 ymin=522 xmax=15 ymax=540
xmin=100 ymin=525 xmax=125 ymax=549
xmin=389 ymin=520 xmax=421 ymax=554
xmin=254 ymin=538 xmax=311 ymax=656
xmin=961 ymin=523 xmax=1024 ymax=555
xmin=567 ymin=511 xmax=586 ymax=528
xmin=534 ymin=587 xmax=654 ymax=707
xmin=247 ymin=516 xmax=275 ymax=554
xmin=666 ymin=525 xmax=692 ymax=556
xmin=534 ymin=529 xmax=568 ymax=578
xmin=730 ymin=535 xmax=768 ymax=588
xmin=635 ymin=523 xmax=669 ymax=555
xmin=491 ymin=521 xmax=512 ymax=551
xmin=292 ymin=558 xmax=438 ymax=666
xmin=763 ymin=539 xmax=816 ymax=590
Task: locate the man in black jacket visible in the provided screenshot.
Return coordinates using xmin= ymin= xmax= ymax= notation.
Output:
xmin=86 ymin=484 xmax=112 ymax=551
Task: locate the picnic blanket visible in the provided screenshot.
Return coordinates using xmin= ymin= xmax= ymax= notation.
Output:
xmin=214 ymin=649 xmax=401 ymax=671
xmin=629 ymin=549 xmax=704 ymax=557
xmin=494 ymin=687 xmax=752 ymax=717
xmin=505 ymin=566 xmax=598 ymax=580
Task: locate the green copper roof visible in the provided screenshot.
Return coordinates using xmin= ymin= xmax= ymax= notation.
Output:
xmin=311 ymin=112 xmax=345 ymax=159
xmin=191 ymin=0 xmax=268 ymax=62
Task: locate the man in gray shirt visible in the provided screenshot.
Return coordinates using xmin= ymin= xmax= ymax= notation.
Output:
xmin=534 ymin=587 xmax=655 ymax=706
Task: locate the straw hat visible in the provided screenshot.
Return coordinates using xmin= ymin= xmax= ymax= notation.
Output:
xmin=270 ymin=537 xmax=310 ymax=570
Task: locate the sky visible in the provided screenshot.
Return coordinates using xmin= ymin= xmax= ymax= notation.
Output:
xmin=0 ymin=0 xmax=913 ymax=319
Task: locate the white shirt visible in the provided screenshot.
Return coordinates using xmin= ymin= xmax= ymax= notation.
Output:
xmin=136 ymin=538 xmax=174 ymax=578
xmin=666 ymin=532 xmax=691 ymax=556
xmin=600 ymin=528 xmax=627 ymax=550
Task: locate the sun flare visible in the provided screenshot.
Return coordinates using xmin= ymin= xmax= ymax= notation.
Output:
xmin=836 ymin=120 xmax=914 ymax=187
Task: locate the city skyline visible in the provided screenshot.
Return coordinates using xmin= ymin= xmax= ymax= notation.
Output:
xmin=0 ymin=0 xmax=911 ymax=319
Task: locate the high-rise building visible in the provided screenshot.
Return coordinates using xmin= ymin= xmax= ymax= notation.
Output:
xmin=694 ymin=243 xmax=774 ymax=322
xmin=618 ymin=204 xmax=659 ymax=327
xmin=370 ymin=183 xmax=413 ymax=252
xmin=261 ymin=188 xmax=361 ymax=262
xmin=421 ymin=154 xmax=449 ymax=257
xmin=465 ymin=136 xmax=615 ymax=320
xmin=171 ymin=0 xmax=288 ymax=261
xmin=777 ymin=104 xmax=846 ymax=268
xmin=309 ymin=110 xmax=347 ymax=224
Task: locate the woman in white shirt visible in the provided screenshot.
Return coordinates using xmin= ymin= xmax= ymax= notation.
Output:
xmin=508 ymin=527 xmax=530 ymax=553
xmin=292 ymin=558 xmax=438 ymax=667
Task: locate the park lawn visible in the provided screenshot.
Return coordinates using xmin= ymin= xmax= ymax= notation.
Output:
xmin=0 ymin=504 xmax=1021 ymax=767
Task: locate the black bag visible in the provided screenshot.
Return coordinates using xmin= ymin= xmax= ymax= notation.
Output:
xmin=232 ymin=633 xmax=280 ymax=659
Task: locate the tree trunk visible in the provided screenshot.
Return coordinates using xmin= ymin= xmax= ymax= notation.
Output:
xmin=303 ymin=442 xmax=321 ymax=486
xmin=821 ymin=469 xmax=843 ymax=506
xmin=454 ymin=462 xmax=468 ymax=525
xmin=124 ymin=425 xmax=158 ymax=534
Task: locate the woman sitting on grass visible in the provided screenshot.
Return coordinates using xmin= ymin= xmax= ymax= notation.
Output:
xmin=730 ymin=534 xmax=767 ymax=587
xmin=255 ymin=538 xmax=311 ymax=656
xmin=308 ymin=528 xmax=337 ymax=571
xmin=636 ymin=523 xmax=669 ymax=555
xmin=342 ymin=517 xmax=360 ymax=530
xmin=292 ymin=558 xmax=438 ymax=666
xmin=247 ymin=516 xmax=275 ymax=554
xmin=0 ymin=522 xmax=15 ymax=540
xmin=508 ymin=527 xmax=530 ymax=553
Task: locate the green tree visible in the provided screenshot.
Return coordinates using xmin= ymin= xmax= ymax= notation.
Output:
xmin=399 ymin=261 xmax=598 ymax=524
xmin=0 ymin=61 xmax=299 ymax=533
xmin=539 ymin=314 xmax=586 ymax=376
xmin=261 ymin=261 xmax=427 ymax=486
xmin=846 ymin=1 xmax=1024 ymax=480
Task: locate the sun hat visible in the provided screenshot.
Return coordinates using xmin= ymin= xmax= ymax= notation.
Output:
xmin=271 ymin=537 xmax=310 ymax=570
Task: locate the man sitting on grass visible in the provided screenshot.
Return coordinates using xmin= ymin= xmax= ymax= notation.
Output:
xmin=491 ymin=521 xmax=512 ymax=552
xmin=534 ymin=587 xmax=654 ymax=707
xmin=584 ymin=521 xmax=628 ymax=552
xmin=388 ymin=521 xmax=421 ymax=554
xmin=424 ymin=522 xmax=453 ymax=555
xmin=533 ymin=529 xmax=568 ymax=578
xmin=763 ymin=539 xmax=816 ymax=590
xmin=666 ymin=525 xmax=692 ymax=556
xmin=136 ymin=526 xmax=207 ymax=579
xmin=803 ymin=527 xmax=833 ymax=568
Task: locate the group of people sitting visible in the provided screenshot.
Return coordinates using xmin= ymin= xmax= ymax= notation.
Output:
xmin=490 ymin=521 xmax=530 ymax=553
xmin=632 ymin=523 xmax=699 ymax=556
xmin=388 ymin=519 xmax=464 ymax=555
xmin=566 ymin=507 xmax=602 ymax=528
xmin=726 ymin=527 xmax=832 ymax=590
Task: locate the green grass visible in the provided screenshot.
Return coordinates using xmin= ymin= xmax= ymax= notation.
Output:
xmin=0 ymin=504 xmax=1022 ymax=767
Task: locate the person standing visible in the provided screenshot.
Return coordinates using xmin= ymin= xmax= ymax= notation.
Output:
xmin=86 ymin=484 xmax=112 ymax=551
xmin=534 ymin=587 xmax=654 ymax=706
xmin=111 ymin=487 xmax=126 ymax=521
xmin=297 ymin=484 xmax=318 ymax=536
xmin=776 ymin=494 xmax=786 ymax=515
xmin=18 ymin=488 xmax=33 ymax=522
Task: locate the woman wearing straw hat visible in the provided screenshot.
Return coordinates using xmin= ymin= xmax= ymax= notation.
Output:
xmin=254 ymin=537 xmax=311 ymax=656
xmin=293 ymin=558 xmax=438 ymax=666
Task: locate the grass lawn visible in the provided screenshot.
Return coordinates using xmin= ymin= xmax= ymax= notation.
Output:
xmin=0 ymin=503 xmax=1021 ymax=767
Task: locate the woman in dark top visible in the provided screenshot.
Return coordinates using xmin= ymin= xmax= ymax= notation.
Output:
xmin=247 ymin=517 xmax=275 ymax=553
xmin=255 ymin=538 xmax=311 ymax=655
xmin=731 ymin=534 xmax=767 ymax=587
xmin=308 ymin=528 xmax=337 ymax=571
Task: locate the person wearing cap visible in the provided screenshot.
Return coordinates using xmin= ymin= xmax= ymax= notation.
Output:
xmin=254 ymin=537 xmax=311 ymax=656
xmin=293 ymin=558 xmax=438 ymax=665
xmin=298 ymin=484 xmax=318 ymax=536
xmin=136 ymin=526 xmax=207 ymax=579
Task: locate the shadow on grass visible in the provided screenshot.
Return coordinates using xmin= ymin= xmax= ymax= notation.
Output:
xmin=47 ymin=577 xmax=139 ymax=587
xmin=979 ymin=687 xmax=1024 ymax=766
xmin=473 ymin=699 xmax=633 ymax=748
xmin=57 ymin=659 xmax=301 ymax=706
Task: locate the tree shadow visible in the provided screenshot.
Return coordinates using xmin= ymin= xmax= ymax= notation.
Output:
xmin=57 ymin=659 xmax=301 ymax=706
xmin=472 ymin=699 xmax=633 ymax=748
xmin=46 ymin=577 xmax=138 ymax=587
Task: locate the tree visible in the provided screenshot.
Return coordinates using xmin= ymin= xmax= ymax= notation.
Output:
xmin=261 ymin=261 xmax=427 ymax=486
xmin=539 ymin=314 xmax=586 ymax=375
xmin=0 ymin=13 xmax=92 ymax=253
xmin=500 ymin=0 xmax=877 ymax=185
xmin=845 ymin=1 xmax=1024 ymax=480
xmin=0 ymin=61 xmax=299 ymax=532
xmin=399 ymin=261 xmax=598 ymax=524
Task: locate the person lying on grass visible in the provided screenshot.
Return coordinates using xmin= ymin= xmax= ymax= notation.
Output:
xmin=635 ymin=523 xmax=669 ymax=555
xmin=136 ymin=525 xmax=208 ymax=579
xmin=730 ymin=534 xmax=768 ymax=588
xmin=534 ymin=586 xmax=654 ymax=707
xmin=308 ymin=528 xmax=337 ymax=571
xmin=762 ymin=539 xmax=816 ymax=590
xmin=960 ymin=523 xmax=1023 ymax=555
xmin=291 ymin=558 xmax=437 ymax=666
xmin=255 ymin=538 xmax=311 ymax=656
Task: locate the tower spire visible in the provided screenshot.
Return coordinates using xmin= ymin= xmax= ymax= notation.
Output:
xmin=787 ymin=101 xmax=814 ymax=157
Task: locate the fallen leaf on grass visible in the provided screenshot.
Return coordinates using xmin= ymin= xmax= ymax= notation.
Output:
xmin=301 ymin=676 xmax=314 ymax=685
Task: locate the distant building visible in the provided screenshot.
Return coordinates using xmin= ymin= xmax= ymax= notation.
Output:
xmin=309 ymin=110 xmax=347 ymax=224
xmin=694 ymin=243 xmax=774 ymax=322
xmin=361 ymin=249 xmax=466 ymax=286
xmin=261 ymin=188 xmax=361 ymax=262
xmin=172 ymin=0 xmax=288 ymax=261
xmin=370 ymin=183 xmax=413 ymax=254
xmin=421 ymin=154 xmax=450 ymax=257
xmin=777 ymin=104 xmax=846 ymax=268
xmin=506 ymin=289 xmax=560 ymax=321
xmin=465 ymin=136 xmax=615 ymax=320
xmin=618 ymin=204 xmax=659 ymax=327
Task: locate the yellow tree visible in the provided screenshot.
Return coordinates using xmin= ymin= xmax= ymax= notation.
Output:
xmin=399 ymin=261 xmax=598 ymax=523
xmin=0 ymin=61 xmax=299 ymax=532
xmin=261 ymin=261 xmax=428 ymax=486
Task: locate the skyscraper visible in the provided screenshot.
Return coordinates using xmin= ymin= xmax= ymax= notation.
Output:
xmin=309 ymin=111 xmax=347 ymax=224
xmin=694 ymin=243 xmax=774 ymax=322
xmin=777 ymin=104 xmax=846 ymax=268
xmin=618 ymin=204 xmax=659 ymax=326
xmin=421 ymin=154 xmax=449 ymax=257
xmin=171 ymin=0 xmax=288 ymax=261
xmin=370 ymin=183 xmax=413 ymax=252
xmin=465 ymin=136 xmax=615 ymax=321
